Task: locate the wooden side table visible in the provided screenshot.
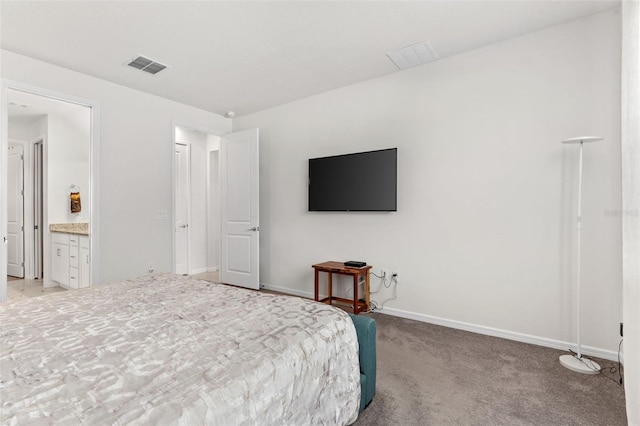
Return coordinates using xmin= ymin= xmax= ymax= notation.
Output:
xmin=312 ymin=261 xmax=371 ymax=314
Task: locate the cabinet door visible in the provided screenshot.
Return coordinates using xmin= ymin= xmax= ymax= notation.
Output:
xmin=51 ymin=243 xmax=69 ymax=286
xmin=69 ymin=266 xmax=80 ymax=289
xmin=80 ymin=246 xmax=90 ymax=288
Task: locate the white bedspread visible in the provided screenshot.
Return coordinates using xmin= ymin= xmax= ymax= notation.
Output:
xmin=0 ymin=274 xmax=360 ymax=425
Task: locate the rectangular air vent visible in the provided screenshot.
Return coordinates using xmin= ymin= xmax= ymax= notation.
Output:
xmin=387 ymin=41 xmax=438 ymax=70
xmin=126 ymin=55 xmax=168 ymax=75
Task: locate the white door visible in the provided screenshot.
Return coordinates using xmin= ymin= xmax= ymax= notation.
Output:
xmin=175 ymin=143 xmax=190 ymax=275
xmin=220 ymin=128 xmax=259 ymax=289
xmin=7 ymin=143 xmax=24 ymax=278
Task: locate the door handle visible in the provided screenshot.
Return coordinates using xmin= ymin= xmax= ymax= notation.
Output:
xmin=248 ymin=226 xmax=260 ymax=232
xmin=178 ymin=224 xmax=188 ymax=228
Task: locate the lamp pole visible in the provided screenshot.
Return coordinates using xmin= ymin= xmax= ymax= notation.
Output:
xmin=559 ymin=136 xmax=602 ymax=375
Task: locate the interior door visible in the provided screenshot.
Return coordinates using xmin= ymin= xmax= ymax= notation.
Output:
xmin=175 ymin=143 xmax=190 ymax=275
xmin=7 ymin=143 xmax=25 ymax=278
xmin=220 ymin=128 xmax=259 ymax=289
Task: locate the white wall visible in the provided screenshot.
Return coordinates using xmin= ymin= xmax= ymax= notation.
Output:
xmin=9 ymin=100 xmax=91 ymax=225
xmin=47 ymin=107 xmax=91 ymax=223
xmin=8 ymin=119 xmax=37 ymax=141
xmin=234 ymin=10 xmax=622 ymax=356
xmin=2 ymin=49 xmax=232 ymax=284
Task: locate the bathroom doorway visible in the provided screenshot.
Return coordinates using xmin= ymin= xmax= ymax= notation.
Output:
xmin=1 ymin=82 xmax=99 ymax=303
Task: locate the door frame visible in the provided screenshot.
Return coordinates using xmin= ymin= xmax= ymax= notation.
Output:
xmin=171 ymin=121 xmax=224 ymax=275
xmin=1 ymin=79 xmax=100 ymax=302
xmin=33 ymin=138 xmax=44 ymax=279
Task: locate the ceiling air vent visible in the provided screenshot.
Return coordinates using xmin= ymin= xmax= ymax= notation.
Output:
xmin=387 ymin=41 xmax=438 ymax=70
xmin=126 ymin=55 xmax=168 ymax=75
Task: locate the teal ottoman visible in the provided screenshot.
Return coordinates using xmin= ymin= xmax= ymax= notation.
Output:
xmin=349 ymin=313 xmax=377 ymax=412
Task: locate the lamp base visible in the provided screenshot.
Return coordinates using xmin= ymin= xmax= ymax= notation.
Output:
xmin=559 ymin=354 xmax=601 ymax=375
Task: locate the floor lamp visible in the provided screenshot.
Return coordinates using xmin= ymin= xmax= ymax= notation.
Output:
xmin=559 ymin=136 xmax=602 ymax=375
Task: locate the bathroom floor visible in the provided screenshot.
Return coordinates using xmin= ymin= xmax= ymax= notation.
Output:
xmin=5 ymin=277 xmax=65 ymax=304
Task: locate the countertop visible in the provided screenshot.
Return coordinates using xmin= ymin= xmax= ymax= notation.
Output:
xmin=49 ymin=223 xmax=89 ymax=235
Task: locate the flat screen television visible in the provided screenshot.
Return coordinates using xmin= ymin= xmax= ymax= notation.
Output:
xmin=308 ymin=148 xmax=397 ymax=212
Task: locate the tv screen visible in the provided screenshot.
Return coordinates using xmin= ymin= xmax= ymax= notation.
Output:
xmin=308 ymin=148 xmax=397 ymax=212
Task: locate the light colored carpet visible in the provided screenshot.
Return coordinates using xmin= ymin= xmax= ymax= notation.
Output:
xmin=11 ymin=272 xmax=622 ymax=423
xmin=354 ymin=313 xmax=626 ymax=425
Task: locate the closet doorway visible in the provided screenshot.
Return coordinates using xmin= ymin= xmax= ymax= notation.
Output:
xmin=173 ymin=124 xmax=221 ymax=277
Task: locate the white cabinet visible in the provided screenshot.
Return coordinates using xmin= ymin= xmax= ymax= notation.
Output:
xmin=50 ymin=233 xmax=90 ymax=289
xmin=80 ymin=237 xmax=90 ymax=288
xmin=51 ymin=234 xmax=70 ymax=286
xmin=68 ymin=234 xmax=80 ymax=289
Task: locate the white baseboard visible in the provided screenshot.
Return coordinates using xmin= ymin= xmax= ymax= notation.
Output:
xmin=191 ymin=267 xmax=219 ymax=275
xmin=43 ymin=278 xmax=58 ymax=288
xmin=261 ymin=283 xmax=312 ymax=299
xmin=260 ymin=284 xmax=620 ymax=362
xmin=380 ymin=306 xmax=620 ymax=362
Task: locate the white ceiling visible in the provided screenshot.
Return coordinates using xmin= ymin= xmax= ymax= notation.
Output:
xmin=1 ymin=1 xmax=619 ymax=118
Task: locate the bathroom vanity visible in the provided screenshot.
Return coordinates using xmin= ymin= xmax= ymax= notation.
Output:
xmin=50 ymin=223 xmax=90 ymax=289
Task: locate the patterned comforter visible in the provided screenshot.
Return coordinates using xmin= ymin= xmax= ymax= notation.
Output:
xmin=0 ymin=274 xmax=361 ymax=425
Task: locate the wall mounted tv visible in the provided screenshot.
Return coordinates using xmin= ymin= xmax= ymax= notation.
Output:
xmin=308 ymin=148 xmax=397 ymax=212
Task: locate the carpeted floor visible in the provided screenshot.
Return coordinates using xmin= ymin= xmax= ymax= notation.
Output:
xmin=6 ymin=273 xmax=625 ymax=424
xmin=354 ymin=313 xmax=627 ymax=426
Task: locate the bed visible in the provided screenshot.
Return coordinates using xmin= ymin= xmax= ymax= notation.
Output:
xmin=0 ymin=274 xmax=361 ymax=425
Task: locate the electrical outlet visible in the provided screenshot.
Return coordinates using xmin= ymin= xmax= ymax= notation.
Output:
xmin=381 ymin=268 xmax=389 ymax=279
xmin=392 ymin=271 xmax=399 ymax=283
xmin=154 ymin=210 xmax=168 ymax=220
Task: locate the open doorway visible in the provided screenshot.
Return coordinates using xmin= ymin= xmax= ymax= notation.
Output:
xmin=6 ymin=137 xmax=44 ymax=283
xmin=1 ymin=83 xmax=98 ymax=303
xmin=173 ymin=124 xmax=221 ymax=278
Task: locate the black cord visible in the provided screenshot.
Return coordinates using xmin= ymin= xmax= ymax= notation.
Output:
xmin=617 ymin=339 xmax=624 ymax=385
xmin=599 ymin=364 xmax=624 ymax=385
xmin=370 ymin=271 xmax=394 ymax=286
xmin=566 ymin=348 xmax=623 ymax=386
